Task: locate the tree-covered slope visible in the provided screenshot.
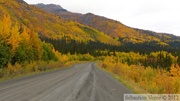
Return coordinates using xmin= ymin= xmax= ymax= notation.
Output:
xmin=35 ymin=4 xmax=180 ymax=44
xmin=34 ymin=3 xmax=180 ymax=54
xmin=0 ymin=0 xmax=119 ymax=45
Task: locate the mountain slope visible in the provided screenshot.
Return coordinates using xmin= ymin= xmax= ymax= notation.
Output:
xmin=0 ymin=1 xmax=59 ymax=68
xmin=35 ymin=4 xmax=180 ymax=45
xmin=1 ymin=1 xmax=180 ymax=56
xmin=35 ymin=3 xmax=82 ymax=21
xmin=35 ymin=3 xmax=67 ymax=12
xmin=0 ymin=0 xmax=119 ymax=45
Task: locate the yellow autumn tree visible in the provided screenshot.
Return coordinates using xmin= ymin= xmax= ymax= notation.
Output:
xmin=7 ymin=22 xmax=21 ymax=53
xmin=29 ymin=30 xmax=43 ymax=60
xmin=0 ymin=14 xmax=11 ymax=41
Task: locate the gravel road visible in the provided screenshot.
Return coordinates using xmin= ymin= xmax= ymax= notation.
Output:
xmin=0 ymin=62 xmax=132 ymax=101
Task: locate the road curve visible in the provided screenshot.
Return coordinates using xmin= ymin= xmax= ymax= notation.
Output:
xmin=0 ymin=62 xmax=132 ymax=101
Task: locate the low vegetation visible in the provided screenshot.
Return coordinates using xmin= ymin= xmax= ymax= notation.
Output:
xmin=99 ymin=52 xmax=180 ymax=93
xmin=0 ymin=52 xmax=94 ymax=81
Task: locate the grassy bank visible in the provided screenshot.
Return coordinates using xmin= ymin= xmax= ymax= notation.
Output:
xmin=97 ymin=62 xmax=147 ymax=93
xmin=98 ymin=56 xmax=180 ymax=94
xmin=0 ymin=61 xmax=79 ymax=82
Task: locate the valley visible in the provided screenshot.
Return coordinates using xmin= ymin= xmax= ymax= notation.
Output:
xmin=0 ymin=0 xmax=180 ymax=99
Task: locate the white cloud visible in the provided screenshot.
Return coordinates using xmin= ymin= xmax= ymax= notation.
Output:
xmin=24 ymin=0 xmax=180 ymax=36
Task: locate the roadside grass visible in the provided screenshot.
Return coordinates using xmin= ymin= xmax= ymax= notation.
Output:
xmin=96 ymin=62 xmax=148 ymax=94
xmin=0 ymin=61 xmax=80 ymax=83
xmin=113 ymin=74 xmax=148 ymax=94
xmin=0 ymin=52 xmax=95 ymax=83
xmin=97 ymin=60 xmax=180 ymax=94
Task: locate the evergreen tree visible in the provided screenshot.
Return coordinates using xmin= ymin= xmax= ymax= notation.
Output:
xmin=0 ymin=37 xmax=11 ymax=68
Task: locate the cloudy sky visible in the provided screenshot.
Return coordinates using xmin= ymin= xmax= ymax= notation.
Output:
xmin=24 ymin=0 xmax=180 ymax=36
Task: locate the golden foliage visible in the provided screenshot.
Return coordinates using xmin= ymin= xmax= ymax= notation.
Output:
xmin=0 ymin=14 xmax=11 ymax=41
xmin=100 ymin=55 xmax=180 ymax=94
xmin=0 ymin=0 xmax=120 ymax=45
xmin=7 ymin=23 xmax=21 ymax=52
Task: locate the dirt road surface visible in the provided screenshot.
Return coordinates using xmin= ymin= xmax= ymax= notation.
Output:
xmin=0 ymin=62 xmax=132 ymax=101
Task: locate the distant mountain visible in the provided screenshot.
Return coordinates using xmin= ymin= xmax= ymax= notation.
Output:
xmin=34 ymin=3 xmax=82 ymax=21
xmin=33 ymin=3 xmax=180 ymax=53
xmin=35 ymin=4 xmax=180 ymax=45
xmin=35 ymin=3 xmax=67 ymax=12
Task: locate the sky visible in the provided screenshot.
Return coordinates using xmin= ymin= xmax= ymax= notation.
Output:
xmin=24 ymin=0 xmax=180 ymax=36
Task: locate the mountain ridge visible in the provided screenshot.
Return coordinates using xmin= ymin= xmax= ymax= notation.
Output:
xmin=34 ymin=3 xmax=180 ymax=44
xmin=33 ymin=3 xmax=180 ymax=54
xmin=35 ymin=3 xmax=67 ymax=12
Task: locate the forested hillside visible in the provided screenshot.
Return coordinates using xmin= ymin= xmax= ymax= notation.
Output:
xmin=0 ymin=7 xmax=57 ymax=68
xmin=35 ymin=3 xmax=180 ymax=54
xmin=0 ymin=0 xmax=106 ymax=78
xmin=1 ymin=0 xmax=180 ymax=67
xmin=1 ymin=1 xmax=119 ymax=44
xmin=1 ymin=0 xmax=180 ymax=66
xmin=0 ymin=0 xmax=121 ymax=61
xmin=0 ymin=0 xmax=119 ymax=68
